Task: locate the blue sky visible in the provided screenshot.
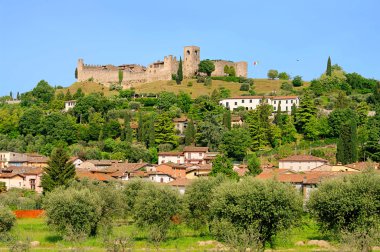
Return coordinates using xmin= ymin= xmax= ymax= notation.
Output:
xmin=0 ymin=0 xmax=379 ymax=96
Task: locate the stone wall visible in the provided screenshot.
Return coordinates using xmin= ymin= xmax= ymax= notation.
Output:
xmin=211 ymin=60 xmax=248 ymax=77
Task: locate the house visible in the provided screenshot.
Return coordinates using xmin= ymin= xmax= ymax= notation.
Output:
xmin=231 ymin=116 xmax=243 ymax=127
xmin=25 ymin=154 xmax=49 ymax=168
xmin=156 ymin=163 xmax=187 ymax=179
xmin=158 ymin=152 xmax=184 ymax=165
xmin=173 ymin=117 xmax=188 ymax=135
xmin=64 ymin=100 xmax=76 ymax=112
xmin=219 ymin=95 xmax=299 ymax=113
xmin=148 ymin=171 xmax=175 ymax=183
xmin=108 ymin=162 xmax=150 ymax=180
xmin=0 ymin=173 xmax=26 ymax=190
xmin=69 ymin=157 xmax=84 ymax=168
xmin=4 ymin=166 xmax=43 ymax=193
xmin=279 ymin=155 xmax=328 ymax=172
xmin=183 ymin=146 xmax=209 ymax=164
xmin=168 ymin=178 xmax=191 ymax=194
xmin=185 ymin=164 xmax=212 ymax=179
xmin=76 ymin=170 xmax=116 ymax=182
xmin=0 ymin=152 xmax=28 ymax=168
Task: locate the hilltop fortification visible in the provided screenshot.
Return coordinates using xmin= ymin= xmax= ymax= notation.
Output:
xmin=77 ymin=46 xmax=247 ymax=86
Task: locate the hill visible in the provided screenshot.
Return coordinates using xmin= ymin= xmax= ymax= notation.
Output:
xmin=59 ymin=79 xmax=308 ymax=98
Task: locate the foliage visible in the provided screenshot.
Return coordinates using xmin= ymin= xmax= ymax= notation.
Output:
xmin=154 ymin=112 xmax=178 ymax=147
xmin=133 ymin=183 xmax=181 ymax=242
xmin=295 ymin=93 xmax=317 ymax=132
xmin=31 ymin=80 xmax=55 ymax=104
xmin=247 ymin=153 xmax=262 ymax=176
xmin=177 ymin=57 xmax=183 ymax=84
xmin=328 ymin=108 xmax=358 ymax=137
xmin=198 ymin=60 xmax=215 ymax=76
xmin=278 ymin=72 xmax=290 ymax=80
xmin=223 ymin=65 xmax=236 ymax=77
xmin=41 ymin=147 xmax=75 ymax=193
xmin=0 ymin=205 xmax=16 ymax=233
xmin=183 ymin=176 xmax=226 ymax=232
xmin=240 ymin=83 xmax=250 ymax=91
xmin=220 ymin=127 xmax=251 ymax=161
xmin=292 ymin=75 xmax=303 ymax=87
xmin=156 ymin=91 xmax=177 ymax=111
xmin=118 ymin=70 xmax=123 ymax=84
xmin=222 ymin=110 xmax=231 ymax=130
xmin=267 ymin=69 xmax=278 ymax=80
xmin=336 ymin=120 xmax=358 ymax=165
xmin=119 ymin=89 xmax=135 ymax=98
xmin=308 ymin=172 xmax=380 ymax=251
xmin=184 ymin=119 xmax=195 ymax=145
xmin=195 ymin=115 xmax=224 ymax=151
xmin=177 ymin=91 xmax=192 ymax=113
xmin=280 ymin=82 xmax=293 ymax=91
xmin=0 ymin=188 xmax=42 ymax=210
xmin=210 ymin=178 xmax=303 ymax=250
xmin=204 ymin=77 xmax=212 ymax=86
xmin=210 ymin=155 xmax=238 ymax=179
xmin=245 ymin=104 xmax=273 ymax=150
xmin=326 ymin=56 xmax=332 ymax=76
xmin=19 ymin=107 xmax=43 ymax=136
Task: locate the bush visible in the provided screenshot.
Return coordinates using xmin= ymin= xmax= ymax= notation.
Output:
xmin=0 ymin=206 xmax=16 ymax=233
xmin=204 ymin=77 xmax=212 ymax=87
xmin=280 ymin=82 xmax=293 ymax=91
xmin=128 ymin=101 xmax=141 ymax=110
xmin=292 ymin=75 xmax=303 ymax=87
xmin=0 ymin=188 xmax=42 ymax=210
xmin=187 ymin=81 xmax=193 ymax=87
xmin=171 ymin=74 xmax=177 ymax=81
xmin=196 ymin=76 xmax=206 ymax=83
xmin=239 ymin=83 xmax=250 ymax=91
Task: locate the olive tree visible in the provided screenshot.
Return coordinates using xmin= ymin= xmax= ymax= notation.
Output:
xmin=308 ymin=172 xmax=380 ymax=252
xmin=210 ymin=178 xmax=303 ymax=251
xmin=0 ymin=205 xmax=16 ymax=233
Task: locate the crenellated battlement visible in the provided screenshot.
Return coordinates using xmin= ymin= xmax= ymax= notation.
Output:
xmin=76 ymin=46 xmax=247 ymax=86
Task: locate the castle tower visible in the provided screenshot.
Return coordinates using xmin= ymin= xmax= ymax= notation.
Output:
xmin=183 ymin=46 xmax=200 ymax=78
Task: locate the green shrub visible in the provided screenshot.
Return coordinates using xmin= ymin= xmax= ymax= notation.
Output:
xmin=280 ymin=82 xmax=293 ymax=91
xmin=128 ymin=101 xmax=141 ymax=110
xmin=196 ymin=76 xmax=206 ymax=83
xmin=292 ymin=75 xmax=303 ymax=87
xmin=171 ymin=74 xmax=177 ymax=81
xmin=204 ymin=77 xmax=212 ymax=87
xmin=239 ymin=83 xmax=250 ymax=91
xmin=0 ymin=205 xmax=16 ymax=233
xmin=0 ymin=188 xmax=42 ymax=210
xmin=187 ymin=81 xmax=193 ymax=87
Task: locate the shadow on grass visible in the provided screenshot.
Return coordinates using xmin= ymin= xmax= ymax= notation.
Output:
xmin=45 ymin=235 xmax=63 ymax=243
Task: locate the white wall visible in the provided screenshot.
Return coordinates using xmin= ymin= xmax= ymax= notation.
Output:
xmin=279 ymin=161 xmax=327 ymax=172
xmin=219 ymin=97 xmax=299 ymax=113
xmin=158 ymin=155 xmax=185 ymax=164
xmin=149 ymin=174 xmax=174 ymax=183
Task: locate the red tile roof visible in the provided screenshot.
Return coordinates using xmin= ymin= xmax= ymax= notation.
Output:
xmin=76 ymin=171 xmax=115 ymax=181
xmin=158 ymin=152 xmax=184 ymax=156
xmin=345 ymin=162 xmax=379 ymax=171
xmin=183 ymin=146 xmax=209 ymax=152
xmin=279 ymin=155 xmax=328 ymax=163
xmin=168 ymin=178 xmax=191 ymax=187
xmin=0 ymin=173 xmax=25 ymax=178
xmin=173 ymin=117 xmax=188 ymax=122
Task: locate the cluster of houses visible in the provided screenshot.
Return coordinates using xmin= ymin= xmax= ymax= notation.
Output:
xmin=1 ymin=149 xmax=378 ymax=199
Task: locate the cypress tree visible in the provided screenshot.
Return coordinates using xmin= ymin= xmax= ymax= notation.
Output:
xmin=137 ymin=112 xmax=143 ymax=142
xmin=124 ymin=113 xmax=133 ymax=143
xmin=273 ymin=104 xmax=282 ymax=127
xmin=184 ymin=119 xmax=196 ymax=145
xmin=223 ymin=110 xmax=231 ymax=130
xmin=118 ymin=69 xmax=123 ymax=84
xmin=177 ymin=57 xmax=183 ymax=84
xmin=326 ymin=56 xmax=332 ymax=76
xmin=75 ymin=67 xmax=78 ymax=79
xmin=41 ymin=148 xmax=75 ymax=193
xmin=336 ymin=120 xmax=358 ymax=165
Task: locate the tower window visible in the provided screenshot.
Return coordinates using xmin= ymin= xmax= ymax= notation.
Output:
xmin=187 ymin=50 xmax=190 ymax=55
xmin=195 ymin=50 xmax=198 ymax=55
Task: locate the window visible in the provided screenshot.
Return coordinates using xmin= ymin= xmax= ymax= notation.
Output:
xmin=30 ymin=179 xmax=35 ymax=190
xmin=226 ymin=102 xmax=229 ymax=106
xmin=199 ymin=153 xmax=203 ymax=157
xmin=273 ymin=106 xmax=276 ymax=110
xmin=187 ymin=50 xmax=190 ymax=55
xmin=160 ymin=178 xmax=164 ymax=183
xmin=250 ymin=99 xmax=252 ymax=103
xmin=274 ymin=100 xmax=276 ymax=104
xmin=242 ymin=100 xmax=245 ymax=103
xmin=291 ymin=100 xmax=294 ymax=104
xmin=234 ymin=102 xmax=237 ymax=105
xmin=286 ymin=100 xmax=288 ymax=104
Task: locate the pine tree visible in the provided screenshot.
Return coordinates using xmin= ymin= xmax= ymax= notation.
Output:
xmin=177 ymin=57 xmax=183 ymax=84
xmin=155 ymin=113 xmax=178 ymax=147
xmin=41 ymin=148 xmax=75 ymax=193
xmin=336 ymin=120 xmax=358 ymax=165
xmin=295 ymin=93 xmax=317 ymax=132
xmin=223 ymin=110 xmax=231 ymax=130
xmin=281 ymin=115 xmax=297 ymax=143
xmin=247 ymin=153 xmax=262 ymax=176
xmin=184 ymin=119 xmax=196 ymax=145
xmin=326 ymin=56 xmax=332 ymax=76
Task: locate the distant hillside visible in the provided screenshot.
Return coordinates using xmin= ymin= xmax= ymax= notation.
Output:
xmin=59 ymin=79 xmax=308 ymax=98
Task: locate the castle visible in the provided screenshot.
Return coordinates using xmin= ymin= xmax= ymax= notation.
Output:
xmin=76 ymin=46 xmax=247 ymax=86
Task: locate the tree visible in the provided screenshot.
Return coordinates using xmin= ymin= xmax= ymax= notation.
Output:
xmin=308 ymin=173 xmax=380 ymax=251
xmin=31 ymin=80 xmax=55 ymax=104
xmin=133 ymin=183 xmax=181 ymax=243
xmin=210 ymin=155 xmax=238 ymax=179
xmin=295 ymin=93 xmax=317 ymax=132
xmin=154 ymin=113 xmax=178 ymax=147
xmin=156 ymin=91 xmax=178 ymax=111
xmin=336 ymin=120 xmax=358 ymax=165
xmin=195 ymin=116 xmax=225 ymax=151
xmin=292 ymin=75 xmax=303 ymax=87
xmin=137 ymin=112 xmax=143 ymax=142
xmin=326 ymin=56 xmax=332 ymax=76
xmin=0 ymin=205 xmax=16 ymax=233
xmin=177 ymin=57 xmax=183 ymax=84
xmin=267 ymin=69 xmax=278 ymax=80
xmin=183 ymin=176 xmax=226 ymax=231
xmin=220 ymin=127 xmax=251 ymax=161
xmin=198 ymin=60 xmax=215 ymax=76
xmin=280 ymin=115 xmax=298 ymax=143
xmin=118 ymin=69 xmax=123 ymax=84
xmin=124 ymin=113 xmax=133 ymax=143
xmin=210 ymin=178 xmax=303 ymax=251
xmin=19 ymin=107 xmax=44 ymax=136
xmin=73 ymin=88 xmax=84 ymax=99
xmin=278 ymin=72 xmax=290 ymax=80
xmin=304 ymin=116 xmax=330 ymax=140
xmin=222 ymin=110 xmax=231 ymax=129
xmin=245 ymin=104 xmax=272 ymax=151
xmin=224 ymin=65 xmax=236 ymax=77
xmin=247 ymin=153 xmax=262 ymax=176
xmin=177 ymin=91 xmax=191 ymax=113
xmin=41 ymin=148 xmax=76 ymax=193
xmin=184 ymin=119 xmax=196 ymax=145
xmin=75 ymin=67 xmax=78 ymax=79
xmin=328 ymin=108 xmax=358 ymax=137
xmin=64 ymin=89 xmax=73 ymax=101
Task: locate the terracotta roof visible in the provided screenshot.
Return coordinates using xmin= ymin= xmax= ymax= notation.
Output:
xmin=6 ymin=166 xmax=43 ymax=175
xmin=168 ymin=178 xmax=191 ymax=187
xmin=129 ymin=170 xmax=149 ymax=178
xmin=186 ymin=164 xmax=212 ymax=173
xmin=0 ymin=173 xmax=25 ymax=178
xmin=231 ymin=116 xmax=242 ymax=122
xmin=26 ymin=154 xmax=49 ymax=163
xmin=225 ymin=96 xmax=298 ymax=100
xmin=345 ymin=162 xmax=379 ymax=171
xmin=234 ymin=167 xmax=248 ymax=177
xmin=173 ymin=117 xmax=188 ymax=122
xmin=271 ymin=96 xmax=299 ymax=100
xmin=76 ymin=170 xmax=115 ymax=181
xmin=158 ymin=152 xmax=184 ymax=156
xmin=279 ymin=155 xmax=328 ymax=163
xmin=183 ymin=146 xmax=209 ymax=152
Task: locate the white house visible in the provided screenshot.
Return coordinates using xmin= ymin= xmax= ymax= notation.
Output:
xmin=148 ymin=171 xmax=175 ymax=183
xmin=64 ymin=100 xmax=77 ymax=112
xmin=219 ymin=96 xmax=299 ymax=113
xmin=158 ymin=152 xmax=185 ymax=165
xmin=173 ymin=117 xmax=188 ymax=135
xmin=279 ymin=155 xmax=328 ymax=172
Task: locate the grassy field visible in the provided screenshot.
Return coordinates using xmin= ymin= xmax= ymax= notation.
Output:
xmin=0 ymin=217 xmax=342 ymax=251
xmin=58 ymin=78 xmax=309 ymax=99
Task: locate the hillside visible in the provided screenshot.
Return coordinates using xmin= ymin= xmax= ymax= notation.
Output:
xmin=59 ymin=78 xmax=308 ymax=98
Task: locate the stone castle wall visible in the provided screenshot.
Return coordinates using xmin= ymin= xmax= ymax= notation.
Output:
xmin=76 ymin=46 xmax=247 ymax=85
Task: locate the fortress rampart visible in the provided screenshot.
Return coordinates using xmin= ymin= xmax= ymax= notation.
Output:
xmin=76 ymin=46 xmax=247 ymax=86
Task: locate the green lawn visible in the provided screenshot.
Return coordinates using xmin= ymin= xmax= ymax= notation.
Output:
xmin=0 ymin=216 xmax=343 ymax=251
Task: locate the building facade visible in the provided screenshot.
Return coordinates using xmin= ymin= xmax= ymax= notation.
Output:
xmin=219 ymin=96 xmax=300 ymax=112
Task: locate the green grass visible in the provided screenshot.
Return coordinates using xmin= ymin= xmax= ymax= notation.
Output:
xmin=0 ymin=216 xmax=342 ymax=251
